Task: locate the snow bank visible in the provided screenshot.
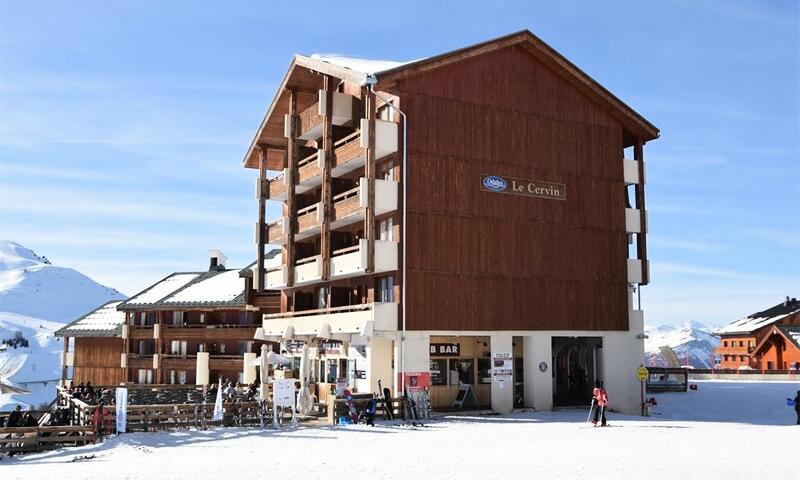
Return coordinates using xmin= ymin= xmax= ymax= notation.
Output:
xmin=2 ymin=381 xmax=797 ymax=479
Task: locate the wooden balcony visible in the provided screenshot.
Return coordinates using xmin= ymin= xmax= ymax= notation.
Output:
xmin=263 ymin=119 xmax=397 ymax=201
xmin=295 ymin=202 xmax=323 ymax=240
xmin=297 ymin=91 xmax=361 ymax=141
xmin=126 ymin=354 xmax=154 ymax=369
xmin=266 ymin=217 xmax=288 ymax=245
xmin=161 ymin=325 xmax=259 ymax=341
xmin=330 ymin=240 xmax=398 ymax=279
xmin=160 ymin=355 xmax=244 ymax=371
xmin=126 ymin=326 xmax=154 ymax=340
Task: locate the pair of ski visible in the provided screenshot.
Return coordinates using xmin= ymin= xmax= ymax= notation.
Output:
xmin=586 ymin=398 xmax=607 ymax=427
xmin=377 ymin=380 xmax=423 ymax=426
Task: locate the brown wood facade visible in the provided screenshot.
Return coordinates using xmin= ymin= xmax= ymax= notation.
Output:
xmin=72 ymin=338 xmax=125 ymax=385
xmin=400 ymin=45 xmax=631 ymax=332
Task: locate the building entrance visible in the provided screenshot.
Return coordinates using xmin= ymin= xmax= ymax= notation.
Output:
xmin=552 ymin=337 xmax=601 ymax=407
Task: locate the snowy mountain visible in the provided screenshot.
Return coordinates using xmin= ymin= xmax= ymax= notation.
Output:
xmin=644 ymin=321 xmax=720 ymax=368
xmin=0 ymin=241 xmax=126 ymax=409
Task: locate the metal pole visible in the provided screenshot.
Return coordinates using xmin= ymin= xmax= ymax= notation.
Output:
xmin=369 ymin=81 xmax=407 ymax=398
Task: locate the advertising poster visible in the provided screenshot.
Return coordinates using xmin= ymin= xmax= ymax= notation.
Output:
xmin=493 ymin=353 xmax=513 ymax=388
xmin=273 ymin=379 xmax=295 ymax=407
xmin=398 ymin=371 xmax=431 ymax=392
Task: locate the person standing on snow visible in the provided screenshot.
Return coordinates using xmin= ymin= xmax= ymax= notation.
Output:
xmin=794 ymin=390 xmax=800 ymax=425
xmin=591 ymin=383 xmax=608 ymax=427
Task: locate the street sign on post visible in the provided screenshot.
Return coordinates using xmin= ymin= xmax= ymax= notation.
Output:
xmin=636 ymin=365 xmax=649 ymax=416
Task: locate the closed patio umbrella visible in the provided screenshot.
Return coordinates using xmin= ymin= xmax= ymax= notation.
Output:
xmin=296 ymin=344 xmax=312 ymax=415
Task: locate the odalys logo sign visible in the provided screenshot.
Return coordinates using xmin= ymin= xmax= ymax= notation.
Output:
xmin=480 ymin=173 xmax=566 ymax=201
xmin=481 ymin=175 xmax=508 ymax=192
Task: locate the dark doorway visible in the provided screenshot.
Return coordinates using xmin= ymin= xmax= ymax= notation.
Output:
xmin=552 ymin=337 xmax=600 ymax=407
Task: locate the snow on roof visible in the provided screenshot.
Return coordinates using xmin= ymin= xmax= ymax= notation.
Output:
xmin=162 ymin=270 xmax=244 ymax=306
xmin=777 ymin=326 xmax=800 ymax=350
xmin=123 ymin=273 xmax=201 ymax=306
xmin=306 ymin=53 xmax=418 ymax=76
xmin=715 ymin=299 xmax=800 ymax=335
xmin=55 ymin=300 xmax=126 ymax=337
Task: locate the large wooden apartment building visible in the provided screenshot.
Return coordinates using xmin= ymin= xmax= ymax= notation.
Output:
xmin=242 ymin=30 xmax=658 ymax=413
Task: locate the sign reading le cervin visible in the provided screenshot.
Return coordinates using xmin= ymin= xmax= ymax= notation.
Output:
xmin=481 ymin=174 xmax=566 ymax=201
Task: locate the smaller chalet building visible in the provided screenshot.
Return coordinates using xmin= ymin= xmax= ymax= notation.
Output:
xmin=55 ymin=300 xmax=126 ymax=386
xmin=117 ymin=251 xmax=279 ymax=385
xmin=714 ymin=297 xmax=800 ymax=370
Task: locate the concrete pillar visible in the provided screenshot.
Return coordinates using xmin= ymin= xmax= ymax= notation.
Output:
xmin=367 ymin=337 xmax=394 ymax=394
xmin=393 ymin=331 xmax=429 ymax=395
xmin=490 ymin=333 xmax=514 ymax=413
xmin=523 ymin=334 xmax=553 ymax=411
xmin=599 ymin=309 xmax=645 ymax=415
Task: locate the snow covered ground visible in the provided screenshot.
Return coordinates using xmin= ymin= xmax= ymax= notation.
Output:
xmin=3 ymin=380 xmax=797 ymax=479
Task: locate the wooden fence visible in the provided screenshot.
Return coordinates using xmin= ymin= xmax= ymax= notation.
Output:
xmin=0 ymin=425 xmax=95 ymax=455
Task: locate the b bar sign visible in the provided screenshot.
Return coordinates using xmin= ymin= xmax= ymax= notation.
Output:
xmin=430 ymin=343 xmax=460 ymax=356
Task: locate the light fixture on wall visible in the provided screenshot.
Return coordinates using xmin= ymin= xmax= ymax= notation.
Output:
xmin=637 ymin=334 xmax=649 ymax=339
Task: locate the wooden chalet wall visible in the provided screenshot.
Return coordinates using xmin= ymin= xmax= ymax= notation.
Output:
xmin=400 ymin=45 xmax=629 ymax=332
xmin=73 ymin=338 xmax=124 ymax=385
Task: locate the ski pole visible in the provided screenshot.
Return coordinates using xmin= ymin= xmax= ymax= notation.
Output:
xmin=586 ymin=398 xmax=595 ymax=422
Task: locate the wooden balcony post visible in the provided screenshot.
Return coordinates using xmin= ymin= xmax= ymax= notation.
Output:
xmin=364 ymin=87 xmax=377 ymax=273
xmin=321 ymin=76 xmax=334 ymax=280
xmin=256 ymin=147 xmax=268 ymax=292
xmin=286 ymin=88 xmax=298 ymax=287
xmin=634 ymin=140 xmax=648 ymax=285
xmin=156 ymin=311 xmax=163 ymax=384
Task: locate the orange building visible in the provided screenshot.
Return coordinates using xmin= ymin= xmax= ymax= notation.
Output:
xmin=714 ymin=297 xmax=800 ymax=370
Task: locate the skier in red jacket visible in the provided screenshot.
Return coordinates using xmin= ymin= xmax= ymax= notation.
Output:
xmin=591 ymin=382 xmax=608 ymax=427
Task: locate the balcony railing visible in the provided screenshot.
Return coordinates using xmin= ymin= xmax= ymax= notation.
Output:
xmin=330 ymin=239 xmax=398 ymax=279
xmin=263 ymin=118 xmax=398 ymax=201
xmin=261 ymin=302 xmax=398 ymax=338
xmin=297 ymin=91 xmax=362 ymax=140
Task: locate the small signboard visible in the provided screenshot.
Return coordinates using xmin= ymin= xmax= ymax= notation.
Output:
xmin=273 ymin=379 xmax=295 ymax=407
xmin=636 ymin=366 xmax=649 ymax=382
xmin=452 ymin=384 xmax=479 ymax=408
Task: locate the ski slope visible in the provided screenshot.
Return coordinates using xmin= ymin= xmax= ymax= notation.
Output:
xmin=2 ymin=381 xmax=796 ymax=479
xmin=0 ymin=241 xmax=125 ymax=409
xmin=644 ymin=321 xmax=720 ymax=368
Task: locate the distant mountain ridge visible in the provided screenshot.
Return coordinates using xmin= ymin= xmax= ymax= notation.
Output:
xmin=644 ymin=321 xmax=720 ymax=369
xmin=0 ymin=241 xmax=124 ymax=323
xmin=0 ymin=240 xmax=126 ymax=408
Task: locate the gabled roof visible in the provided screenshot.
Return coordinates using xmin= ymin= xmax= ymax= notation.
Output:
xmin=160 ymin=269 xmax=245 ymax=308
xmin=244 ymin=29 xmax=660 ymax=169
xmin=715 ymin=298 xmax=800 ymax=335
xmin=239 ymin=248 xmax=282 ymax=277
xmin=118 ymin=272 xmax=201 ymax=310
xmin=751 ymin=325 xmax=800 ymax=356
xmin=54 ymin=300 xmax=126 ymax=338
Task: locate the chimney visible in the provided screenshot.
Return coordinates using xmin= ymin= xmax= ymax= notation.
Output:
xmin=208 ymin=249 xmax=228 ymax=271
xmin=785 ymin=296 xmax=790 ymax=307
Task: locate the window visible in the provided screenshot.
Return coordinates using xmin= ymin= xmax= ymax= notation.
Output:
xmin=199 ymin=313 xmax=206 ymax=324
xmin=326 ymin=359 xmax=339 ymax=383
xmin=170 ymin=370 xmax=187 ymax=384
xmin=317 ymin=287 xmax=329 ymax=309
xmin=430 ymin=359 xmax=447 ymax=386
xmin=723 ymin=341 xmax=727 ymax=347
xmin=170 ymin=341 xmax=187 ymax=357
xmin=138 ymin=369 xmax=153 ymax=384
xmin=172 ymin=311 xmax=183 ymax=326
xmin=477 ymin=358 xmax=492 ymax=384
xmin=450 ymin=359 xmax=474 ymax=385
xmin=381 ymin=160 xmax=396 ymax=181
xmin=238 ymin=341 xmax=253 ymax=355
xmin=739 ymin=341 xmax=744 ymax=347
xmin=379 ymin=217 xmax=394 ymax=241
xmin=138 ymin=340 xmax=154 ymax=355
xmin=378 ymin=276 xmax=394 ymax=302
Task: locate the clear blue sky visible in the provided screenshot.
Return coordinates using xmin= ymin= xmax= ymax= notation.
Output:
xmin=1 ymin=1 xmax=797 ymax=327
